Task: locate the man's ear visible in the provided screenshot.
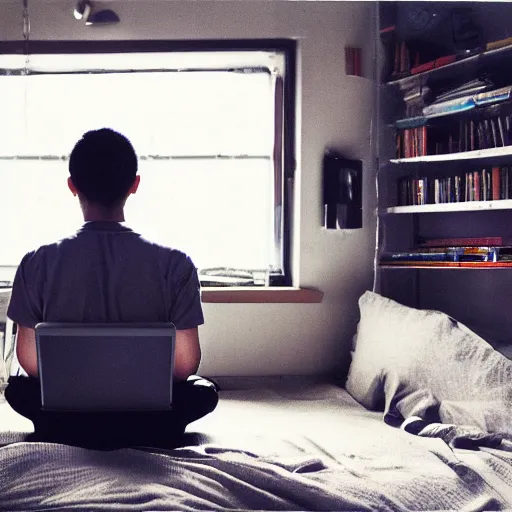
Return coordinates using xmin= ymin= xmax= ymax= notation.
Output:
xmin=129 ymin=175 xmax=141 ymax=195
xmin=68 ymin=177 xmax=78 ymax=197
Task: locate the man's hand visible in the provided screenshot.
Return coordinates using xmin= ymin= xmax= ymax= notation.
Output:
xmin=174 ymin=328 xmax=201 ymax=381
xmin=16 ymin=325 xmax=38 ymax=377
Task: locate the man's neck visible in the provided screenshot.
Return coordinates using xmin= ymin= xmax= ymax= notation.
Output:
xmin=82 ymin=205 xmax=125 ymax=223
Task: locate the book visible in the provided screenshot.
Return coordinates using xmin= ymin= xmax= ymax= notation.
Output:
xmin=422 ymin=95 xmax=475 ymax=118
xmin=474 ymin=85 xmax=512 ymax=106
xmin=410 ymin=54 xmax=457 ymax=75
xmin=474 ymin=170 xmax=480 ymax=201
xmin=434 ymin=78 xmax=493 ymax=103
xmin=381 ymin=246 xmax=501 ymax=263
xmin=420 ymin=237 xmax=503 ymax=247
xmin=380 ymin=25 xmax=396 ymax=35
xmin=380 ymin=251 xmax=458 ymax=262
xmin=492 ymin=167 xmax=501 ymax=200
xmin=491 ymin=119 xmax=498 ymax=147
xmin=486 ymin=36 xmax=512 ymax=51
xmin=484 ymin=120 xmax=491 ymax=148
xmin=498 ymin=117 xmax=507 ymax=146
xmin=477 ymin=121 xmax=485 ymax=150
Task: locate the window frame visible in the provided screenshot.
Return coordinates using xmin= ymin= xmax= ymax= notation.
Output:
xmin=0 ymin=39 xmax=296 ymax=287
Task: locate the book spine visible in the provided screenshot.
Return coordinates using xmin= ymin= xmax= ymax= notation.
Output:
xmin=498 ymin=117 xmax=506 ymax=147
xmin=477 ymin=121 xmax=485 ymax=150
xmin=484 ymin=120 xmax=491 ymax=148
xmin=491 ymin=119 xmax=498 ymax=148
xmin=492 ymin=167 xmax=500 ymax=200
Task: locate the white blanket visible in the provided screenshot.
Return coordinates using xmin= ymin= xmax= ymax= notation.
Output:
xmin=0 ymin=384 xmax=510 ymax=511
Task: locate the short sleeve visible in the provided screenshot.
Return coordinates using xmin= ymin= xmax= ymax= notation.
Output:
xmin=7 ymin=251 xmax=44 ymax=328
xmin=169 ymin=255 xmax=204 ymax=330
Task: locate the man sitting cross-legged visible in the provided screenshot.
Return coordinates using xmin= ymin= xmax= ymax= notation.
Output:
xmin=5 ymin=128 xmax=218 ymax=449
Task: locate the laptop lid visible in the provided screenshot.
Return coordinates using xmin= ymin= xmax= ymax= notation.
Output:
xmin=35 ymin=323 xmax=175 ymax=412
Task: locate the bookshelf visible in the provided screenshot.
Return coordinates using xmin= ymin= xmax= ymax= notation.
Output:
xmin=389 ymin=146 xmax=512 ymax=164
xmin=385 ymin=199 xmax=512 ymax=214
xmin=376 ymin=2 xmax=512 ymax=351
xmin=380 ymin=264 xmax=512 ymax=270
xmin=386 ymin=37 xmax=512 ymax=88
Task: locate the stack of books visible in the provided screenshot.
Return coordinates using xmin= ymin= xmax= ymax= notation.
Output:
xmin=422 ymin=79 xmax=497 ymax=118
xmin=380 ymin=237 xmax=512 ymax=267
xmin=402 ymin=85 xmax=432 ymax=118
xmin=396 ymin=126 xmax=427 ymax=159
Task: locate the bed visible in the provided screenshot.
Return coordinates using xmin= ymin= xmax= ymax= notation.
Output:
xmin=0 ymin=291 xmax=511 ymax=511
xmin=0 ymin=381 xmax=510 ymax=511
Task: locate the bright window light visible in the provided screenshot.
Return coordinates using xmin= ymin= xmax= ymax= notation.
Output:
xmin=0 ymin=50 xmax=288 ymax=283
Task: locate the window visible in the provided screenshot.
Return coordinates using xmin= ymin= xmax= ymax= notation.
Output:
xmin=0 ymin=42 xmax=295 ymax=286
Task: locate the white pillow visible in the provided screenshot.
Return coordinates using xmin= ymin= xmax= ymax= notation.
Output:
xmin=346 ymin=291 xmax=512 ymax=433
xmin=440 ymin=400 xmax=512 ymax=435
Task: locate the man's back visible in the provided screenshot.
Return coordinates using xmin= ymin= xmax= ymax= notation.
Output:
xmin=9 ymin=221 xmax=203 ymax=331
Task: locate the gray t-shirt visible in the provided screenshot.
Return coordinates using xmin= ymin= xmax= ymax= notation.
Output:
xmin=8 ymin=221 xmax=204 ymax=330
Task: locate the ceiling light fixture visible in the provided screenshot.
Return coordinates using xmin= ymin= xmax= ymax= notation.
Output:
xmin=74 ymin=0 xmax=120 ymax=25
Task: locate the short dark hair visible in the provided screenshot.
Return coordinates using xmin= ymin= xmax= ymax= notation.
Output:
xmin=69 ymin=128 xmax=138 ymax=209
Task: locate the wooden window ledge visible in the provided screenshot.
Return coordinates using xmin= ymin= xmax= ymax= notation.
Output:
xmin=201 ymin=287 xmax=323 ymax=304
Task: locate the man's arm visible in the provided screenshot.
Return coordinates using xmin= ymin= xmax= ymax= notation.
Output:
xmin=16 ymin=325 xmax=38 ymax=377
xmin=174 ymin=327 xmax=201 ymax=381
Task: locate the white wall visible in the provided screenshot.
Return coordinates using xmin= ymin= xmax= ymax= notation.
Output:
xmin=1 ymin=0 xmax=376 ymax=378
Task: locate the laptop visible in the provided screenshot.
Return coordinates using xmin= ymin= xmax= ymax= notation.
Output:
xmin=35 ymin=323 xmax=175 ymax=412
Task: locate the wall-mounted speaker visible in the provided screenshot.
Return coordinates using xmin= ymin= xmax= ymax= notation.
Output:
xmin=323 ymin=150 xmax=362 ymax=230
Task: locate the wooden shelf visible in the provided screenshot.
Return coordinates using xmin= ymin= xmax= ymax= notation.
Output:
xmin=201 ymin=287 xmax=324 ymax=304
xmin=389 ymin=146 xmax=512 ymax=164
xmin=386 ymin=43 xmax=512 ymax=88
xmin=385 ymin=200 xmax=512 ymax=214
xmin=380 ymin=263 xmax=512 ymax=270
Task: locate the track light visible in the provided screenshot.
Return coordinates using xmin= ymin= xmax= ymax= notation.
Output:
xmin=74 ymin=0 xmax=120 ymax=25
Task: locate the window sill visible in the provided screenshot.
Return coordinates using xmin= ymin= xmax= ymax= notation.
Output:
xmin=201 ymin=287 xmax=324 ymax=304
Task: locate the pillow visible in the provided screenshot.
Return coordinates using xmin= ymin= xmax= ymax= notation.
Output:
xmin=439 ymin=400 xmax=512 ymax=435
xmin=346 ymin=291 xmax=512 ymax=433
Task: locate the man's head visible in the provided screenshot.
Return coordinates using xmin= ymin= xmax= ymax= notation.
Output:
xmin=68 ymin=128 xmax=139 ymax=214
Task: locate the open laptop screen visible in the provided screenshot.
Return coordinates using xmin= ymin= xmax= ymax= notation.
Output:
xmin=36 ymin=323 xmax=175 ymax=412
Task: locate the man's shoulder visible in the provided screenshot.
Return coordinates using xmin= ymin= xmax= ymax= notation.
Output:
xmin=134 ymin=233 xmax=193 ymax=264
xmin=18 ymin=240 xmax=62 ymax=266
xmin=16 ymin=226 xmax=95 ymax=271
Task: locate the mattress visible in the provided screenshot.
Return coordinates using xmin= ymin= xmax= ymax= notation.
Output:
xmin=0 ymin=383 xmax=511 ymax=511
